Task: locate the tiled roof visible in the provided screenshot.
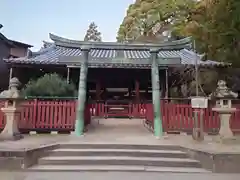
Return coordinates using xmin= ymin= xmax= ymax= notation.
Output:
xmin=9 ymin=40 xmax=33 ymax=48
xmin=4 ymin=34 xmax=227 ymax=68
xmin=0 ymin=33 xmax=32 ymax=48
xmin=0 ymin=33 xmax=14 ymax=47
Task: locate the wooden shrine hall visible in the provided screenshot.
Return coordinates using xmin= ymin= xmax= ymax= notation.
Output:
xmin=4 ymin=34 xmax=225 ymax=136
xmin=4 ymin=34 xmax=223 ymax=101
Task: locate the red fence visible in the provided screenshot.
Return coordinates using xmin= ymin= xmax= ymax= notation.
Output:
xmin=0 ymin=99 xmax=240 ymax=133
xmin=0 ymin=100 xmax=91 ymax=132
xmin=145 ymin=101 xmax=240 ymax=134
xmin=88 ymin=102 xmax=146 ymax=118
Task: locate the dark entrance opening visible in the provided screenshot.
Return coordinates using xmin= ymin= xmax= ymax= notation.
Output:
xmin=85 ymin=68 xmax=165 ymax=118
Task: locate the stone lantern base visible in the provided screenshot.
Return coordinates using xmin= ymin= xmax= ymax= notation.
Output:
xmin=0 ymin=107 xmax=23 ymax=141
xmin=212 ymin=107 xmax=236 ymax=141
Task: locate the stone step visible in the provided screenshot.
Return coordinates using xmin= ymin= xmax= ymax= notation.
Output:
xmin=38 ymin=156 xmax=201 ymax=168
xmin=48 ymin=148 xmax=188 ymax=158
xmin=58 ymin=143 xmax=182 ymax=151
xmin=29 ymin=165 xmax=211 ymax=173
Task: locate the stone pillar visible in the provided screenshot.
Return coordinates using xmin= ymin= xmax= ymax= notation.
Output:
xmin=74 ymin=47 xmax=89 ymax=136
xmin=150 ymin=49 xmax=163 ymax=137
xmin=192 ymin=109 xmax=204 ymax=141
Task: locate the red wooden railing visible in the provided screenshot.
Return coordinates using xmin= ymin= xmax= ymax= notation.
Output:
xmin=0 ymin=100 xmax=91 ymax=132
xmin=145 ymin=101 xmax=240 ymax=134
xmin=0 ymin=99 xmax=240 ymax=133
xmin=88 ymin=102 xmax=147 ymax=118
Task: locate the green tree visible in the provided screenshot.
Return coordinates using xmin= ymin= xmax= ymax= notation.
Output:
xmin=22 ymin=73 xmax=77 ymax=97
xmin=118 ymin=0 xmax=240 ymax=64
xmin=174 ymin=0 xmax=240 ymax=65
xmin=84 ymin=22 xmax=102 ymax=42
xmin=117 ymin=0 xmax=240 ymax=95
xmin=117 ymin=0 xmax=195 ymax=42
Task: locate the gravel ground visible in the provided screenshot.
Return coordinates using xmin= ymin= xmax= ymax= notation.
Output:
xmin=0 ymin=172 xmax=240 ymax=180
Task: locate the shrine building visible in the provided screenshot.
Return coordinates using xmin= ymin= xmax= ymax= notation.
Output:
xmin=4 ymin=33 xmax=224 ymax=102
xmin=3 ymin=34 xmax=225 ymax=136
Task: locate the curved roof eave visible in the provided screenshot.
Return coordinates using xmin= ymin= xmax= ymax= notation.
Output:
xmin=49 ymin=33 xmax=192 ymax=50
xmin=43 ymin=41 xmax=54 ymax=48
xmin=3 ymin=48 xmax=230 ymax=68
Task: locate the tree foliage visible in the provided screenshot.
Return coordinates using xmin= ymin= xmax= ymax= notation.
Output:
xmin=118 ymin=0 xmax=240 ymax=65
xmin=84 ymin=22 xmax=102 ymax=42
xmin=117 ymin=0 xmax=240 ymax=96
xmin=173 ymin=0 xmax=240 ymax=65
xmin=174 ymin=0 xmax=240 ymax=92
xmin=22 ymin=74 xmax=77 ymax=97
xmin=117 ymin=0 xmax=195 ymax=42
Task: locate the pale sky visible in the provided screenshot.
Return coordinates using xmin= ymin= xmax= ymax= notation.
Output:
xmin=0 ymin=0 xmax=134 ymax=50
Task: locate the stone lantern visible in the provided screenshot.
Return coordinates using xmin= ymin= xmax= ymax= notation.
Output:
xmin=209 ymin=80 xmax=238 ymax=140
xmin=0 ymin=77 xmax=23 ymax=140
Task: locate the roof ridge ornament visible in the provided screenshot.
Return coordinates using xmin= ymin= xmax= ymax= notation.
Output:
xmin=150 ymin=48 xmax=161 ymax=53
xmin=81 ymin=45 xmax=91 ymax=51
xmin=43 ymin=41 xmax=53 ymax=47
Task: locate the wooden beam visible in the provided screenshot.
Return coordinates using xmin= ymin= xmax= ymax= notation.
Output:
xmin=8 ymin=67 xmax=13 ymax=87
xmin=8 ymin=63 xmax=66 ymax=69
xmin=67 ymin=67 xmax=70 ymax=83
xmin=165 ymin=68 xmax=169 ymax=98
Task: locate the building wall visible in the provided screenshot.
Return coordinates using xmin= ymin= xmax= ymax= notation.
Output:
xmin=10 ymin=47 xmax=27 ymax=57
xmin=0 ymin=40 xmax=10 ymax=91
xmin=0 ymin=40 xmax=10 ymax=59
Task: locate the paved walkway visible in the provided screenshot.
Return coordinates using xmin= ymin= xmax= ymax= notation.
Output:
xmin=0 ymin=135 xmax=67 ymax=151
xmin=171 ymin=135 xmax=240 ymax=154
xmin=65 ymin=118 xmax=240 ymax=154
xmin=68 ymin=118 xmax=164 ymax=145
xmin=1 ymin=172 xmax=240 ymax=180
xmin=0 ymin=118 xmax=240 ymax=154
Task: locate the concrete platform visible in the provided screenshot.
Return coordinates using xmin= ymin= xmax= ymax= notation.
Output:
xmin=1 ymin=118 xmax=240 ymax=173
xmin=49 ymin=148 xmax=188 ymax=158
xmin=3 ymin=171 xmax=240 ymax=180
xmin=29 ymin=165 xmax=210 ymax=173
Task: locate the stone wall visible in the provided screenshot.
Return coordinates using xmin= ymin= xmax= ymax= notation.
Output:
xmin=184 ymin=147 xmax=240 ymax=173
xmin=0 ymin=144 xmax=58 ymax=170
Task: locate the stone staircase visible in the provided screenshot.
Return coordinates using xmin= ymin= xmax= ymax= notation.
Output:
xmin=29 ymin=143 xmax=210 ymax=173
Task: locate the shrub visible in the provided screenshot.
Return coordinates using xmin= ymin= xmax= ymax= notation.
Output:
xmin=22 ymin=73 xmax=77 ymax=97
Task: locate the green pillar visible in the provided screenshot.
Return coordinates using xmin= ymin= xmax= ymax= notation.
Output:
xmin=75 ymin=47 xmax=89 ymax=136
xmin=150 ymin=49 xmax=163 ymax=137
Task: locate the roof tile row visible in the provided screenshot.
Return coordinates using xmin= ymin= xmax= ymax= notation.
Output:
xmin=4 ymin=42 xmax=225 ymax=67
